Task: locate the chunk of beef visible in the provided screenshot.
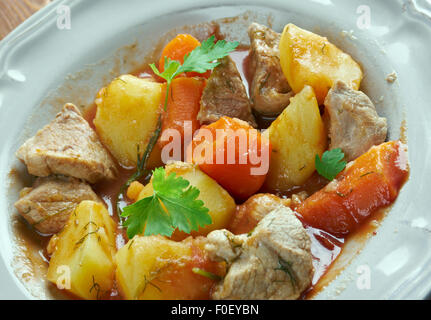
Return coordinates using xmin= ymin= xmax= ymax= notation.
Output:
xmin=206 ymin=207 xmax=313 ymax=300
xmin=198 ymin=56 xmax=257 ymax=127
xmin=14 ymin=176 xmax=100 ymax=234
xmin=324 ymin=81 xmax=387 ymax=161
xmin=248 ymin=23 xmax=293 ymax=116
xmin=16 ymin=104 xmax=117 ymax=183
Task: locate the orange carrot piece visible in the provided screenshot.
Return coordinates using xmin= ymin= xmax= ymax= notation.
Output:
xmin=188 ymin=117 xmax=272 ymax=200
xmin=158 ymin=77 xmax=206 ymax=160
xmin=296 ymin=141 xmax=409 ymax=237
xmin=159 ymin=34 xmax=210 ymax=78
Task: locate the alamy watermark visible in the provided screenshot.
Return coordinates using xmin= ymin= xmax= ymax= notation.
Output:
xmin=356 ymin=264 xmax=371 ymax=290
xmin=356 ymin=5 xmax=371 ymax=30
xmin=56 ymin=265 xmax=71 ymax=290
xmin=56 ymin=5 xmax=71 ymax=30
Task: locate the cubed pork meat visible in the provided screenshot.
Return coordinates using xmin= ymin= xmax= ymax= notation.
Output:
xmin=206 ymin=206 xmax=313 ymax=300
xmin=229 ymin=193 xmax=291 ymax=234
xmin=198 ymin=56 xmax=257 ymax=127
xmin=16 ymin=103 xmax=117 ymax=183
xmin=14 ymin=176 xmax=100 ymax=234
xmin=324 ymin=81 xmax=387 ymax=161
xmin=248 ymin=23 xmax=293 ymax=116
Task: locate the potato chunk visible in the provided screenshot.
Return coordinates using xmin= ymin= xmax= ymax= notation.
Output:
xmin=115 ymin=236 xmax=225 ymax=300
xmin=94 ymin=75 xmax=163 ymax=168
xmin=47 ymin=201 xmax=116 ymax=300
xmin=279 ymin=23 xmax=363 ymax=104
xmin=264 ymin=86 xmax=326 ymax=191
xmin=135 ymin=161 xmax=236 ymax=240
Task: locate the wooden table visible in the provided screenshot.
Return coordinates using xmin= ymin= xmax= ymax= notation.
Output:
xmin=0 ymin=0 xmax=52 ymax=40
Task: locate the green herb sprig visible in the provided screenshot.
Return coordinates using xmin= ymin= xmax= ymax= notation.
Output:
xmin=121 ymin=167 xmax=212 ymax=239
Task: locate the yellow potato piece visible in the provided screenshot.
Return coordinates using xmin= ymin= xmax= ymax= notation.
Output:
xmin=116 ymin=235 xmax=225 ymax=300
xmin=264 ymin=86 xmax=327 ymax=191
xmin=137 ymin=161 xmax=236 ymax=240
xmin=94 ymin=75 xmax=163 ymax=168
xmin=46 ymin=201 xmax=116 ymax=300
xmin=116 ymin=235 xmax=191 ymax=300
xmin=279 ymin=23 xmax=363 ymax=104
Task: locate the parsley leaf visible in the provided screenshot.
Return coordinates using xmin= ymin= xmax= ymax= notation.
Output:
xmin=315 ymin=148 xmax=347 ymax=180
xmin=179 ymin=36 xmax=239 ymax=74
xmin=121 ymin=167 xmax=212 ymax=239
xmin=150 ymin=35 xmax=239 ymax=81
xmin=150 ymin=57 xmax=181 ymax=86
xmin=149 ymin=36 xmax=239 ymax=110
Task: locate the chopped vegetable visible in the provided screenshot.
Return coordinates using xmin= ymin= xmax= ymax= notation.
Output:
xmin=46 ymin=201 xmax=116 ymax=300
xmin=264 ymin=86 xmax=326 ymax=191
xmin=121 ymin=167 xmax=212 ymax=238
xmin=315 ymin=148 xmax=347 ymax=181
xmin=189 ymin=116 xmax=271 ymax=200
xmin=296 ymin=141 xmax=409 ymax=236
xmin=279 ymin=23 xmax=363 ymax=104
xmin=94 ymin=75 xmax=163 ymax=168
xmin=158 ymin=77 xmax=206 ymax=159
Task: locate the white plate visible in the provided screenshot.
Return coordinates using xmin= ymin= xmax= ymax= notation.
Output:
xmin=1 ymin=0 xmax=431 ymax=300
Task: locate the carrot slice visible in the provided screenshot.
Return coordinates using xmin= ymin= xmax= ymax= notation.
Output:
xmin=296 ymin=141 xmax=409 ymax=237
xmin=158 ymin=77 xmax=206 ymax=160
xmin=159 ymin=34 xmax=210 ymax=78
xmin=188 ymin=116 xmax=272 ymax=200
